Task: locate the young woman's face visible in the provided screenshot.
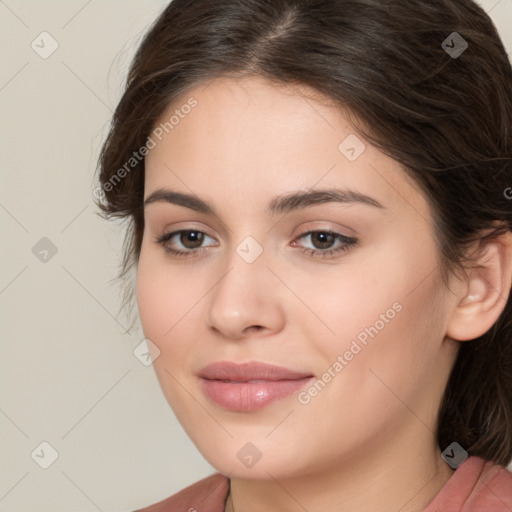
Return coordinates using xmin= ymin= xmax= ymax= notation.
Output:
xmin=137 ymin=75 xmax=460 ymax=479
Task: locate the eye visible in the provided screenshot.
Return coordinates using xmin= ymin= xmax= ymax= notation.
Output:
xmin=292 ymin=230 xmax=358 ymax=258
xmin=154 ymin=229 xmax=358 ymax=259
xmin=154 ymin=229 xmax=217 ymax=257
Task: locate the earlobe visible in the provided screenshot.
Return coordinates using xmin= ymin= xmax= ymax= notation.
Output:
xmin=446 ymin=231 xmax=512 ymax=342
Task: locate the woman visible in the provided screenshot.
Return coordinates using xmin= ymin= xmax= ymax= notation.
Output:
xmin=96 ymin=0 xmax=512 ymax=510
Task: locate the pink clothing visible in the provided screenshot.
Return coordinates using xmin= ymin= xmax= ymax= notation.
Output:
xmin=423 ymin=456 xmax=512 ymax=512
xmin=134 ymin=472 xmax=229 ymax=512
xmin=134 ymin=455 xmax=512 ymax=512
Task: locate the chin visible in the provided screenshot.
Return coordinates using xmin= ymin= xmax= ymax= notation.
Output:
xmin=191 ymin=436 xmax=314 ymax=481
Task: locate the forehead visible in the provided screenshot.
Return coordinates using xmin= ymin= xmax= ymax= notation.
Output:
xmin=144 ymin=75 xmax=430 ymax=222
xmin=152 ymin=75 xmax=351 ymax=152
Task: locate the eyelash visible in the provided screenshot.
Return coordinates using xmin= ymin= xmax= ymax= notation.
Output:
xmin=154 ymin=229 xmax=358 ymax=259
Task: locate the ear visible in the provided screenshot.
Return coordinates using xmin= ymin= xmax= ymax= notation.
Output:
xmin=446 ymin=229 xmax=512 ymax=342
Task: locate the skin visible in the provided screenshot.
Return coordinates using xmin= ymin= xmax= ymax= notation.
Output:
xmin=136 ymin=75 xmax=512 ymax=512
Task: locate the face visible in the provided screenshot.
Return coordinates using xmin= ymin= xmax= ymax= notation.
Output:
xmin=137 ymin=75 xmax=460 ymax=479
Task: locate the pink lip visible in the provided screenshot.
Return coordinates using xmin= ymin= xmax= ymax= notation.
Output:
xmin=199 ymin=361 xmax=314 ymax=411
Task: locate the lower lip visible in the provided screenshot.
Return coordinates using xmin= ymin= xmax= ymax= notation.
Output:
xmin=200 ymin=377 xmax=314 ymax=411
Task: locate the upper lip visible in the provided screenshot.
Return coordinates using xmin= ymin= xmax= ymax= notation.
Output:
xmin=199 ymin=361 xmax=314 ymax=381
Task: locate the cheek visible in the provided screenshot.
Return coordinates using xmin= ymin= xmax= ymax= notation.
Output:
xmin=294 ymin=263 xmax=399 ymax=359
xmin=136 ymin=244 xmax=184 ymax=345
xmin=135 ymin=249 xmax=197 ymax=408
xmin=136 ymin=263 xmax=169 ymax=340
xmin=308 ymin=243 xmax=444 ymax=383
xmin=135 ymin=243 xmax=210 ymax=369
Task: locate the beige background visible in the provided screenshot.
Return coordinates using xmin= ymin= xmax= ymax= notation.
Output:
xmin=1 ymin=1 xmax=511 ymax=511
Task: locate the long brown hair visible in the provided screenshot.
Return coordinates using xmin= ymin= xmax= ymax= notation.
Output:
xmin=96 ymin=0 xmax=512 ymax=466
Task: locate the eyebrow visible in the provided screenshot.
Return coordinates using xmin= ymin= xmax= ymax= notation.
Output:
xmin=143 ymin=187 xmax=385 ymax=216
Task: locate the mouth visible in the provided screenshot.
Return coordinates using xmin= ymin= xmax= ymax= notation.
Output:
xmin=198 ymin=361 xmax=315 ymax=411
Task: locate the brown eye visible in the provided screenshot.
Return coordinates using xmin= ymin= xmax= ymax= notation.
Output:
xmin=155 ymin=228 xmax=357 ymax=260
xmin=179 ymin=231 xmax=205 ymax=249
xmin=155 ymin=229 xmax=217 ymax=257
xmin=309 ymin=231 xmax=336 ymax=250
xmin=293 ymin=230 xmax=358 ymax=259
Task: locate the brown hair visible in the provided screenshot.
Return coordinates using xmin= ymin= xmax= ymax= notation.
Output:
xmin=96 ymin=0 xmax=512 ymax=466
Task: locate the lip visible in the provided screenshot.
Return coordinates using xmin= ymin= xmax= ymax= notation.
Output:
xmin=198 ymin=361 xmax=315 ymax=411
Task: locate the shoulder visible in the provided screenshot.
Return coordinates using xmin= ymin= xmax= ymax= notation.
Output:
xmin=424 ymin=456 xmax=512 ymax=512
xmin=133 ymin=472 xmax=230 ymax=512
xmin=468 ymin=457 xmax=512 ymax=511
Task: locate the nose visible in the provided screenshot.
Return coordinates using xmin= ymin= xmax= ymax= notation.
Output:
xmin=206 ymin=245 xmax=286 ymax=340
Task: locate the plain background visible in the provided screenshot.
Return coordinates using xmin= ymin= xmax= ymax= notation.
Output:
xmin=1 ymin=1 xmax=511 ymax=511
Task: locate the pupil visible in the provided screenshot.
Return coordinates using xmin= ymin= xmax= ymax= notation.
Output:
xmin=313 ymin=232 xmax=334 ymax=249
xmin=181 ymin=231 xmax=203 ymax=248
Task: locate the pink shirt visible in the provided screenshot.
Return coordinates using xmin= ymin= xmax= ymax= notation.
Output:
xmin=134 ymin=455 xmax=512 ymax=512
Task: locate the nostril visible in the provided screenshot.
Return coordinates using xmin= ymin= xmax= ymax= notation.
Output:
xmin=245 ymin=325 xmax=263 ymax=334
